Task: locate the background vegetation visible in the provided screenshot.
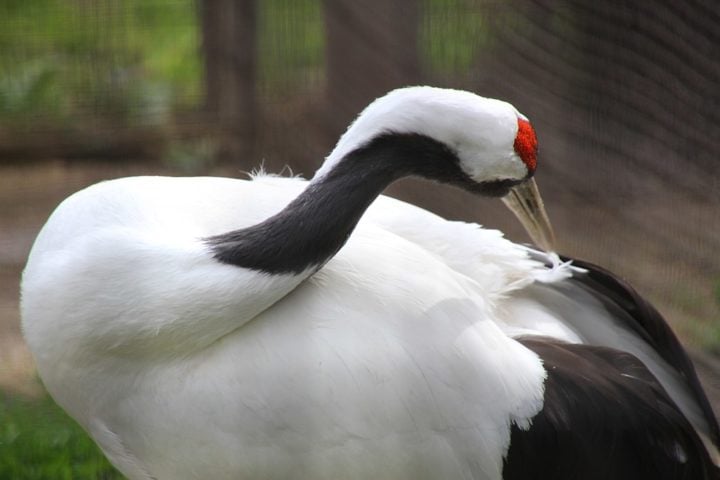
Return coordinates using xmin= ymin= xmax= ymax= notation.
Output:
xmin=0 ymin=393 xmax=121 ymax=479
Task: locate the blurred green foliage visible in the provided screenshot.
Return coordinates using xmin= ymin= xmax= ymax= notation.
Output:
xmin=0 ymin=392 xmax=122 ymax=479
xmin=0 ymin=0 xmax=492 ymax=127
xmin=422 ymin=0 xmax=488 ymax=74
xmin=258 ymin=0 xmax=324 ymax=96
xmin=712 ymin=280 xmax=720 ymax=353
xmin=0 ymin=0 xmax=201 ymax=125
xmin=672 ymin=281 xmax=720 ymax=354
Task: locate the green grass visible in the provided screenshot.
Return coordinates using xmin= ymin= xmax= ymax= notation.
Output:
xmin=0 ymin=392 xmax=122 ymax=479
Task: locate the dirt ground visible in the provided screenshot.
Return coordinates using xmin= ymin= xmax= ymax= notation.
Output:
xmin=1 ymin=159 xmax=719 ymax=419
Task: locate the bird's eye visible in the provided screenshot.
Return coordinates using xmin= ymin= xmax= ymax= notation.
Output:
xmin=514 ymin=118 xmax=538 ymax=174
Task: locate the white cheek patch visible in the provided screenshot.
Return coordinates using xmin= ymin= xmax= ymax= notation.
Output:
xmin=458 ymin=151 xmax=528 ymax=183
xmin=453 ymin=104 xmax=527 ymax=183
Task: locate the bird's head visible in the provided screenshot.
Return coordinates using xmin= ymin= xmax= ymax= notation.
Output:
xmin=316 ymin=86 xmax=555 ymax=251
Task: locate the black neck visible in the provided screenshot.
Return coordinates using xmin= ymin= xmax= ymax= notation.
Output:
xmin=206 ymin=133 xmax=499 ymax=274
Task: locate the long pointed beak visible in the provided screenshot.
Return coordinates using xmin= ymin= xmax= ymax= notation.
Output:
xmin=501 ymin=178 xmax=556 ymax=252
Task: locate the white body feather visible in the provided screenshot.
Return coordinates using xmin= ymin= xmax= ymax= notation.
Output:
xmin=22 ymin=175 xmax=549 ymax=479
xmin=22 ymin=174 xmax=717 ymax=478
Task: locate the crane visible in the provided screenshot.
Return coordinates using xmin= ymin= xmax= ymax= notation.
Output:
xmin=21 ymin=86 xmax=719 ymax=479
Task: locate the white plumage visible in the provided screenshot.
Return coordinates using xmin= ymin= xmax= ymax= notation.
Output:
xmin=21 ymin=87 xmax=719 ymax=479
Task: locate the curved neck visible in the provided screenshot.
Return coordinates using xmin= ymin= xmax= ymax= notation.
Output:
xmin=207 ymin=133 xmax=463 ymax=274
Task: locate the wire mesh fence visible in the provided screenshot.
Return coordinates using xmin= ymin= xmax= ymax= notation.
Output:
xmin=0 ymin=0 xmax=719 ymax=352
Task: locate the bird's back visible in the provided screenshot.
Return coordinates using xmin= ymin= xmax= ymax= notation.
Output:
xmin=21 ymin=175 xmax=555 ymax=479
xmin=21 ymin=174 xmax=719 ymax=479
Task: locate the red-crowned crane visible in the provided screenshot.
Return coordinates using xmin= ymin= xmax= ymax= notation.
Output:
xmin=21 ymin=87 xmax=720 ymax=479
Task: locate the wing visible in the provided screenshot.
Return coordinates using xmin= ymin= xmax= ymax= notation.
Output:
xmin=358 ymin=196 xmax=720 ymax=458
xmin=503 ymin=337 xmax=719 ymax=480
xmin=503 ymin=251 xmax=720 ymax=465
xmin=564 ymin=256 xmax=720 ymax=448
